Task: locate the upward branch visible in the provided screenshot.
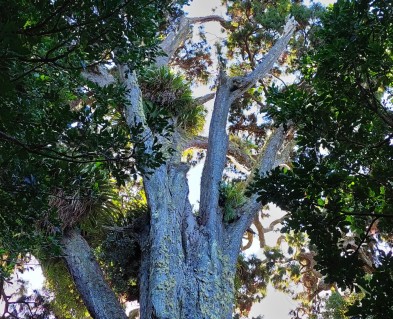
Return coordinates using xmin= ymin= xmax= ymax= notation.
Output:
xmin=156 ymin=15 xmax=227 ymax=67
xmin=230 ymin=17 xmax=298 ymax=101
xmin=80 ymin=62 xmax=153 ymax=156
xmin=156 ymin=16 xmax=192 ymax=67
xmin=225 ymin=125 xmax=287 ymax=254
xmin=199 ymin=17 xmax=297 ymax=229
xmin=117 ymin=65 xmax=151 ymax=143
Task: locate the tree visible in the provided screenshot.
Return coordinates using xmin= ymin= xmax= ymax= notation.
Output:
xmin=0 ymin=1 xmax=183 ymax=318
xmin=109 ymin=15 xmax=297 ymax=319
xmin=251 ymin=0 xmax=393 ymax=317
xmin=0 ymin=0 xmax=326 ymax=318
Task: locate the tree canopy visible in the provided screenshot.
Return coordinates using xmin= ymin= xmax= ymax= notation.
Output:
xmin=0 ymin=0 xmax=183 ymax=314
xmin=1 ymin=0 xmax=393 ymax=318
xmin=251 ymin=0 xmax=393 ymax=317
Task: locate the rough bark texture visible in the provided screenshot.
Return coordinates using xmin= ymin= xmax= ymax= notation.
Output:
xmin=62 ymin=229 xmax=127 ymax=319
xmin=137 ymin=17 xmax=297 ymax=319
xmin=139 ymin=160 xmax=235 ymax=319
xmin=61 ymin=15 xmax=297 ymax=319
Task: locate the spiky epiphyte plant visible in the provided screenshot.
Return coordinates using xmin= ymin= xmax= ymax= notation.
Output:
xmin=219 ymin=181 xmax=247 ymax=222
xmin=47 ymin=163 xmax=118 ymax=236
xmin=139 ymin=66 xmax=206 ymax=135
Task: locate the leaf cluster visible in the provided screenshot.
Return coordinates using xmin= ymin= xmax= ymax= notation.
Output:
xmin=219 ymin=181 xmax=246 ymax=222
xmin=139 ymin=66 xmax=206 ymax=135
xmin=249 ymin=0 xmax=393 ymax=317
xmin=0 ymin=0 xmax=183 ymax=283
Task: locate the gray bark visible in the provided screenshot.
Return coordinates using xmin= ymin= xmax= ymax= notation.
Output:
xmin=200 ymin=16 xmax=297 ymax=233
xmin=139 ymin=159 xmax=235 ymax=319
xmin=62 ymin=15 xmax=297 ymax=319
xmin=225 ymin=125 xmax=287 ymax=261
xmin=137 ymin=17 xmax=297 ymax=319
xmin=156 ymin=15 xmax=227 ymax=67
xmin=62 ymin=229 xmax=127 ymax=319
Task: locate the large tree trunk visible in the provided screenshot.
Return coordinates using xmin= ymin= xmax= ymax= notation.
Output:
xmin=62 ymin=229 xmax=128 ymax=319
xmin=131 ymin=16 xmax=297 ymax=319
xmin=139 ymin=163 xmax=237 ymax=319
xmin=67 ymin=15 xmax=297 ymax=319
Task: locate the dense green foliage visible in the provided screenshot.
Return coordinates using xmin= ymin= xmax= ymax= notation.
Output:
xmin=250 ymin=0 xmax=393 ymax=317
xmin=139 ymin=66 xmax=206 ymax=135
xmin=3 ymin=0 xmax=393 ymax=318
xmin=0 ymin=0 xmax=184 ymax=316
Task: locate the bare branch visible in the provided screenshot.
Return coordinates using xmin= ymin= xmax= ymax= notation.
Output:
xmin=252 ymin=213 xmax=286 ymax=248
xmin=229 ymin=17 xmax=298 ymax=101
xmin=200 ymin=17 xmax=296 ymax=232
xmin=241 ymin=231 xmax=254 ymax=251
xmin=199 ymin=71 xmax=234 ymax=227
xmin=253 ymin=214 xmax=266 ymax=248
xmin=194 ymin=92 xmax=216 ymax=105
xmin=156 ymin=16 xmax=192 ymax=67
xmin=189 ymin=15 xmax=227 ymax=26
xmin=62 ymin=229 xmax=128 ymax=319
xmin=117 ymin=64 xmax=154 ymax=153
xmin=256 ymin=125 xmax=287 ymax=178
xmin=225 ymin=125 xmax=287 ymax=253
xmin=184 ymin=135 xmax=255 ymax=169
xmin=156 ymin=15 xmax=227 ymax=67
xmin=263 ymin=215 xmax=287 ymax=234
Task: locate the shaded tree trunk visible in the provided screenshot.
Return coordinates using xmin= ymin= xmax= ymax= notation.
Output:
xmin=62 ymin=229 xmax=128 ymax=319
xmin=137 ymin=128 xmax=289 ymax=319
xmin=139 ymin=163 xmax=237 ymax=319
xmin=62 ymin=15 xmax=297 ymax=319
xmin=136 ymin=17 xmax=296 ymax=319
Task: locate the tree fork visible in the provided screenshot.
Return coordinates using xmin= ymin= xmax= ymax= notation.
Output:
xmin=61 ymin=15 xmax=297 ymax=319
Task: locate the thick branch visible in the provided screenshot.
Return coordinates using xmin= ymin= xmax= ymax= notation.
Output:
xmin=194 ymin=92 xmax=215 ymax=105
xmin=229 ymin=17 xmax=298 ymax=101
xmin=117 ymin=64 xmax=154 ymax=154
xmin=200 ymin=17 xmax=296 ymax=231
xmin=156 ymin=15 xmax=227 ymax=67
xmin=225 ymin=126 xmax=287 ymax=256
xmin=199 ymin=72 xmax=233 ymax=227
xmin=80 ymin=63 xmax=156 ymax=157
xmin=62 ymin=229 xmax=127 ymax=319
xmin=156 ymin=16 xmax=191 ymax=67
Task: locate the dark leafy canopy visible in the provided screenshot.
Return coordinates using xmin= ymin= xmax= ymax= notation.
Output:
xmin=250 ymin=0 xmax=393 ymax=317
xmin=0 ymin=0 xmax=185 ymax=279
